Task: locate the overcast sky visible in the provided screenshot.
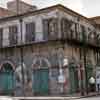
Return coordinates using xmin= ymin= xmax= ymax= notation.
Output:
xmin=0 ymin=0 xmax=99 ymax=17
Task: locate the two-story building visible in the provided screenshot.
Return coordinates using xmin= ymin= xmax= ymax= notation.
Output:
xmin=0 ymin=1 xmax=99 ymax=96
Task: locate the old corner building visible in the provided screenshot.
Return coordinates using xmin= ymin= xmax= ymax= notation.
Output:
xmin=0 ymin=1 xmax=100 ymax=96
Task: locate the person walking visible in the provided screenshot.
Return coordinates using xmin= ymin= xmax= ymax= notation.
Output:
xmin=96 ymin=76 xmax=100 ymax=93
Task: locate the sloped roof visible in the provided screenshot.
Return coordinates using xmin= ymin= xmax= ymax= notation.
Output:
xmin=89 ymin=16 xmax=100 ymax=20
xmin=0 ymin=4 xmax=95 ymax=26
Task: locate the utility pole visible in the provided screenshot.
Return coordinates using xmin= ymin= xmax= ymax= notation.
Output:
xmin=16 ymin=0 xmax=25 ymax=96
xmin=82 ymin=26 xmax=88 ymax=95
xmin=20 ymin=18 xmax=25 ymax=96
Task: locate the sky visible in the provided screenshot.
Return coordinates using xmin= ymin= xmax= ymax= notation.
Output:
xmin=0 ymin=0 xmax=99 ymax=17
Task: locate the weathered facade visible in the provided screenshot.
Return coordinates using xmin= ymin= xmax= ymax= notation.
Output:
xmin=0 ymin=4 xmax=99 ymax=96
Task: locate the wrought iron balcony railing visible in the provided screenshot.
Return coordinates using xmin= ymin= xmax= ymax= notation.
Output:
xmin=0 ymin=32 xmax=100 ymax=49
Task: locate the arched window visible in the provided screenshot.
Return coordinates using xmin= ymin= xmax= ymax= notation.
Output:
xmin=0 ymin=63 xmax=15 ymax=95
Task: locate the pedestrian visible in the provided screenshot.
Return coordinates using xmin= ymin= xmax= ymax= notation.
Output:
xmin=96 ymin=75 xmax=100 ymax=92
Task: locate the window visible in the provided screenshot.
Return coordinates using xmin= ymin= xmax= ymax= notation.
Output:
xmin=88 ymin=29 xmax=97 ymax=43
xmin=61 ymin=18 xmax=72 ymax=39
xmin=43 ymin=18 xmax=58 ymax=40
xmin=0 ymin=63 xmax=15 ymax=95
xmin=9 ymin=25 xmax=18 ymax=45
xmin=25 ymin=22 xmax=35 ymax=43
xmin=0 ymin=28 xmax=3 ymax=47
xmin=81 ymin=25 xmax=86 ymax=41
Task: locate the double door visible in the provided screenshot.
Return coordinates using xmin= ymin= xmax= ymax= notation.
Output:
xmin=33 ymin=69 xmax=49 ymax=95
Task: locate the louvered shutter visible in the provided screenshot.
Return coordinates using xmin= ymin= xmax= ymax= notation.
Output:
xmin=25 ymin=22 xmax=35 ymax=43
xmin=9 ymin=25 xmax=18 ymax=45
xmin=48 ymin=18 xmax=58 ymax=40
xmin=0 ymin=28 xmax=3 ymax=47
xmin=43 ymin=19 xmax=49 ymax=41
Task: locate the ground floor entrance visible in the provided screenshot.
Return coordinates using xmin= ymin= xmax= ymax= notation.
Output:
xmin=69 ymin=64 xmax=79 ymax=94
xmin=33 ymin=69 xmax=49 ymax=95
xmin=0 ymin=63 xmax=15 ymax=95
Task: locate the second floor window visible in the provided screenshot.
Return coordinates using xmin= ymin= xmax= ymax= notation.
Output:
xmin=0 ymin=28 xmax=3 ymax=47
xmin=25 ymin=22 xmax=35 ymax=43
xmin=43 ymin=18 xmax=58 ymax=40
xmin=61 ymin=18 xmax=73 ymax=39
xmin=81 ymin=25 xmax=86 ymax=41
xmin=9 ymin=25 xmax=18 ymax=45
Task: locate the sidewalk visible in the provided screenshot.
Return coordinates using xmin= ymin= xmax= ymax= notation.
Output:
xmin=12 ymin=93 xmax=99 ymax=100
xmin=0 ymin=92 xmax=98 ymax=100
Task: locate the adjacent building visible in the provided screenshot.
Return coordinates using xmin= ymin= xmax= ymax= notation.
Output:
xmin=0 ymin=1 xmax=99 ymax=96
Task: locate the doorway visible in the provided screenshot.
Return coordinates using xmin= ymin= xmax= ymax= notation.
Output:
xmin=0 ymin=63 xmax=15 ymax=95
xmin=33 ymin=69 xmax=49 ymax=95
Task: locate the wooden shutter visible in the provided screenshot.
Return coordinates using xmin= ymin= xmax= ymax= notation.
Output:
xmin=25 ymin=22 xmax=35 ymax=43
xmin=0 ymin=28 xmax=3 ymax=47
xmin=81 ymin=25 xmax=86 ymax=42
xmin=33 ymin=69 xmax=49 ymax=95
xmin=61 ymin=18 xmax=72 ymax=39
xmin=48 ymin=18 xmax=58 ymax=40
xmin=9 ymin=25 xmax=18 ymax=45
xmin=61 ymin=18 xmax=67 ymax=39
xmin=43 ymin=19 xmax=49 ymax=41
xmin=0 ymin=64 xmax=15 ymax=95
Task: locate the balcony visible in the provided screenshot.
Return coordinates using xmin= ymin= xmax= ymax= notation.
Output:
xmin=0 ymin=32 xmax=100 ymax=49
xmin=0 ymin=32 xmax=46 ymax=49
xmin=61 ymin=31 xmax=100 ymax=48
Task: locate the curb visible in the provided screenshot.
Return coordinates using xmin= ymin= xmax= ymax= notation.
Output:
xmin=0 ymin=94 xmax=98 ymax=100
xmin=12 ymin=95 xmax=99 ymax=100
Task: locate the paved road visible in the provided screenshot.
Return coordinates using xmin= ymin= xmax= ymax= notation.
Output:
xmin=0 ymin=96 xmax=100 ymax=100
xmin=75 ymin=96 xmax=100 ymax=100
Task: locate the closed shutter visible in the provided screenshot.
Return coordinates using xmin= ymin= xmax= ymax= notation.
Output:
xmin=25 ymin=22 xmax=35 ymax=42
xmin=48 ymin=18 xmax=58 ymax=40
xmin=61 ymin=18 xmax=67 ymax=39
xmin=81 ymin=25 xmax=86 ymax=42
xmin=33 ymin=70 xmax=41 ymax=93
xmin=0 ymin=72 xmax=14 ymax=95
xmin=86 ymin=64 xmax=93 ymax=86
xmin=40 ymin=69 xmax=49 ymax=94
xmin=43 ymin=19 xmax=49 ymax=40
xmin=33 ymin=69 xmax=49 ymax=95
xmin=61 ymin=18 xmax=72 ymax=39
xmin=0 ymin=28 xmax=3 ymax=47
xmin=9 ymin=25 xmax=18 ymax=45
xmin=69 ymin=64 xmax=79 ymax=94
